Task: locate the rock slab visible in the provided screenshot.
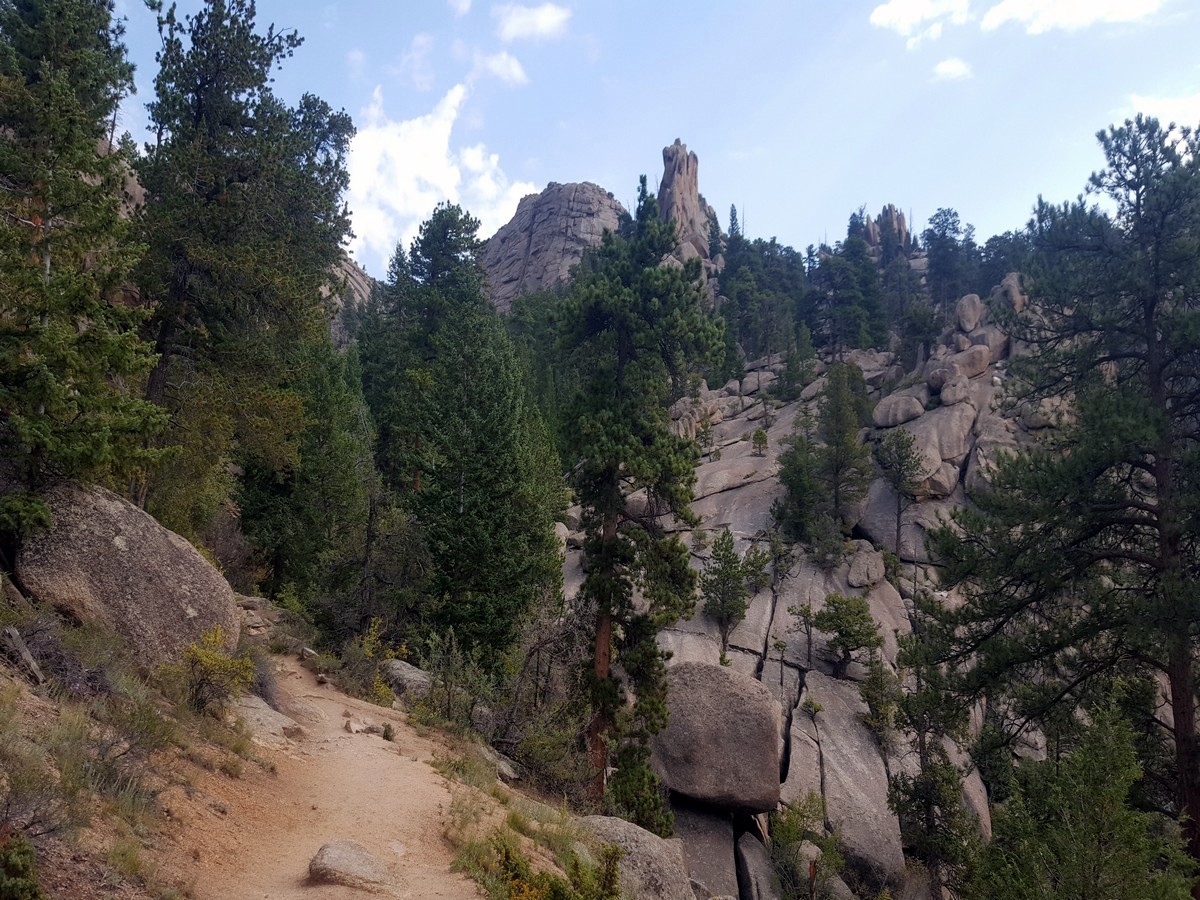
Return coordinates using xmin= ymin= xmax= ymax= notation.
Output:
xmin=582 ymin=816 xmax=693 ymax=900
xmin=16 ymin=482 xmax=239 ymax=667
xmin=308 ymin=840 xmax=390 ymax=891
xmin=651 ymin=662 xmax=782 ymax=813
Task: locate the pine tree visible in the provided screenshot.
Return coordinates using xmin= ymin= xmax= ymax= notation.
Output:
xmin=817 ymin=362 xmax=872 ymax=529
xmin=701 ymin=529 xmax=768 ymax=656
xmin=968 ymin=708 xmax=1195 ymax=899
xmin=873 ymin=426 xmax=924 ymax=558
xmin=928 ymin=116 xmax=1200 ymax=881
xmin=0 ymin=0 xmax=164 ymax=534
xmin=135 ymin=0 xmax=353 ymax=531
xmin=811 ymin=592 xmax=881 ymax=677
xmin=565 ymin=176 xmax=722 ymax=832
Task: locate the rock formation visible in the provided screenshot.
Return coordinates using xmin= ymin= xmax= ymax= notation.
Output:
xmin=657 ymin=139 xmax=717 ymax=264
xmin=15 ymin=482 xmax=240 ymax=667
xmin=558 ymin=275 xmax=1043 ymax=897
xmin=327 ymin=252 xmax=376 ymax=348
xmin=482 ymin=182 xmax=626 ymax=312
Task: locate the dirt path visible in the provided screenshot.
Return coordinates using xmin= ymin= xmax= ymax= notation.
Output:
xmin=154 ymin=657 xmax=482 ymax=899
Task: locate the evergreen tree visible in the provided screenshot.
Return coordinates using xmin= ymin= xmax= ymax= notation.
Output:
xmin=817 ymin=362 xmax=872 ymax=529
xmin=564 ymin=177 xmax=722 ymax=832
xmin=873 ymin=427 xmax=923 ymax=558
xmin=921 ymin=208 xmax=980 ymax=314
xmin=811 ymin=593 xmax=881 ymax=677
xmin=135 ymin=0 xmax=354 ymax=532
xmin=0 ymin=0 xmax=164 ymax=534
xmin=360 ymin=204 xmax=562 ymax=666
xmin=968 ymin=708 xmax=1195 ymax=899
xmin=701 ymin=528 xmax=768 ymax=656
xmin=928 ymin=115 xmax=1200 ymax=877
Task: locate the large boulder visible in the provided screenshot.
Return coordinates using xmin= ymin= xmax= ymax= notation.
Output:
xmin=651 ymin=662 xmax=782 ymax=812
xmin=955 ymin=294 xmax=985 ymax=333
xmin=582 ymin=816 xmax=693 ymax=900
xmin=926 ymin=345 xmax=990 ymax=391
xmin=378 ymin=659 xmax=432 ymax=702
xmin=16 ymin=482 xmax=239 ymax=666
xmin=904 ymin=402 xmax=977 ymax=483
xmin=872 ymin=394 xmax=924 ymax=428
xmin=308 ymin=840 xmax=391 ymax=891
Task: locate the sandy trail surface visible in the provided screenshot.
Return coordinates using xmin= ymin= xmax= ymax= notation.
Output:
xmin=155 ymin=656 xmax=481 ymax=900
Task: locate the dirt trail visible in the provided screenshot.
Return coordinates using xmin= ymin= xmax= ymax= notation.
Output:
xmin=155 ymin=657 xmax=481 ymax=900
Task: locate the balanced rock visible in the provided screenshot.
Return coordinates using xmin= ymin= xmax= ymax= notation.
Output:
xmin=956 ymin=293 xmax=985 ymax=332
xmin=872 ymin=394 xmax=924 ymax=428
xmin=582 ymin=816 xmax=693 ymax=900
xmin=483 ymin=182 xmax=625 ymax=312
xmin=308 ymin=840 xmax=390 ymax=891
xmin=16 ymin=482 xmax=239 ymax=667
xmin=651 ymin=662 xmax=781 ymax=812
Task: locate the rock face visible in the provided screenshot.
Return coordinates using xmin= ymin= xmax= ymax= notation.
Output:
xmin=657 ymin=139 xmax=714 ymax=263
xmin=16 ymin=482 xmax=240 ymax=667
xmin=328 ymin=253 xmax=376 ymax=347
xmin=483 ymin=182 xmax=626 ymax=312
xmin=581 ymin=816 xmax=693 ymax=900
xmin=651 ymin=662 xmax=782 ymax=812
xmin=671 ymin=803 xmax=739 ymax=898
xmin=308 ymin=840 xmax=390 ymax=891
xmin=736 ymin=834 xmax=782 ymax=900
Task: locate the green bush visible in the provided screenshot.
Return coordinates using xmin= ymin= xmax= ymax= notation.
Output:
xmin=0 ymin=829 xmax=44 ymax=900
xmin=161 ymin=626 xmax=253 ymax=717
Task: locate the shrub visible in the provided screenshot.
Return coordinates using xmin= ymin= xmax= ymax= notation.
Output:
xmin=163 ymin=627 xmax=253 ymax=717
xmin=0 ymin=828 xmax=44 ymax=900
xmin=770 ymin=792 xmax=843 ymax=899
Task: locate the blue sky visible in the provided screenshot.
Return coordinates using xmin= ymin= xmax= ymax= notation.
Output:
xmin=115 ymin=1 xmax=1200 ymax=278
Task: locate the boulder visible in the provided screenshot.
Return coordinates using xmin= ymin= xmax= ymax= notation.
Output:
xmin=804 ymin=673 xmax=906 ymax=886
xmin=308 ymin=840 xmax=390 ymax=890
xmin=847 ymin=547 xmax=885 ymax=588
xmin=16 ymin=482 xmax=239 ymax=667
xmin=672 ymin=803 xmax=738 ymax=899
xmin=736 ymin=834 xmax=782 ymax=900
xmin=651 ymin=662 xmax=782 ymax=812
xmin=956 ymin=294 xmax=985 ymax=333
xmin=872 ymin=394 xmax=924 ymax=428
xmin=970 ymin=323 xmax=1009 ymax=360
xmin=235 ymin=695 xmax=306 ymax=748
xmin=989 ymin=271 xmax=1027 ymax=314
xmin=926 ymin=345 xmax=991 ymax=391
xmin=904 ymin=402 xmax=977 ymax=477
xmin=740 ymin=370 xmax=778 ymax=396
xmin=582 ymin=816 xmax=693 ymax=900
xmin=939 ymin=374 xmax=971 ymax=407
xmin=378 ymin=659 xmax=432 ymax=702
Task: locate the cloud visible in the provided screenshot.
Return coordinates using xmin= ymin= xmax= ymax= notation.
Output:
xmin=906 ymin=21 xmax=944 ymax=49
xmin=493 ymin=3 xmax=571 ymax=41
xmin=346 ymin=48 xmax=367 ymax=79
xmin=1129 ymin=90 xmax=1200 ymax=127
xmin=933 ymin=57 xmax=973 ymax=80
xmin=347 ymin=85 xmax=537 ymax=276
xmin=449 ymin=0 xmax=471 ymax=14
xmin=392 ymin=33 xmax=436 ymax=92
xmin=981 ymin=0 xmax=1162 ymax=33
xmin=471 ymin=50 xmax=529 ymax=85
xmin=869 ymin=0 xmax=969 ymax=36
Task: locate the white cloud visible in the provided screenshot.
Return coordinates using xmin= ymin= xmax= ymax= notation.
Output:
xmin=1129 ymin=90 xmax=1200 ymax=127
xmin=346 ymin=48 xmax=367 ymax=79
xmin=471 ymin=50 xmax=529 ymax=85
xmin=449 ymin=0 xmax=471 ymax=15
xmin=392 ymin=34 xmax=436 ymax=92
xmin=493 ymin=3 xmax=571 ymax=41
xmin=906 ymin=21 xmax=944 ymax=48
xmin=981 ymin=0 xmax=1162 ymax=33
xmin=347 ymin=85 xmax=537 ymax=276
xmin=869 ymin=0 xmax=969 ymax=36
xmin=933 ymin=56 xmax=974 ymax=80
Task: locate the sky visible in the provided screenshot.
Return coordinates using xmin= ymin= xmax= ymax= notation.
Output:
xmin=114 ymin=0 xmax=1200 ymax=278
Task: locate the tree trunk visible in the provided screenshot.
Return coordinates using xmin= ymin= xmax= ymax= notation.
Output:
xmin=588 ymin=610 xmax=612 ymax=801
xmin=1167 ymin=634 xmax=1200 ymax=898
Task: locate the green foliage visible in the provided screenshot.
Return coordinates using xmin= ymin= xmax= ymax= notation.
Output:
xmin=0 ymin=829 xmax=43 ymax=900
xmin=967 ymin=709 xmax=1196 ymax=899
xmin=0 ymin=0 xmax=164 ymax=529
xmin=858 ymin=654 xmax=902 ymax=745
xmin=769 ymin=792 xmax=843 ymax=899
xmin=927 ymin=115 xmax=1200 ymax=864
xmin=873 ymin=427 xmax=924 ymax=556
xmin=360 ymin=205 xmax=563 ymax=667
xmin=701 ymin=529 xmax=768 ymax=652
xmin=563 ymin=176 xmax=722 ymax=821
xmin=454 ymin=825 xmax=621 ymax=900
xmin=135 ymin=0 xmax=353 ymax=532
xmin=166 ymin=626 xmax=253 ymax=717
xmin=811 ymin=594 xmax=882 ymax=678
xmin=418 ymin=628 xmax=494 ymax=731
xmin=751 ymin=428 xmax=769 ymax=456
xmin=922 ymin=208 xmax=980 ymax=314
